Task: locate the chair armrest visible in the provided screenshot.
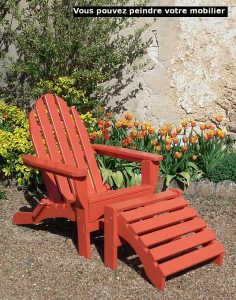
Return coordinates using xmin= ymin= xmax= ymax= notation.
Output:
xmin=92 ymin=144 xmax=163 ymax=162
xmin=22 ymin=155 xmax=87 ymax=179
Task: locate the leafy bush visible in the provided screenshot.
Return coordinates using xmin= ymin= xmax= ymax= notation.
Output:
xmin=207 ymin=151 xmax=236 ymax=183
xmin=0 ymin=101 xmax=37 ymax=187
xmin=1 ymin=0 xmax=150 ymax=110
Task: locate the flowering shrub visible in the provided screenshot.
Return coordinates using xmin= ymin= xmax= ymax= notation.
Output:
xmin=90 ymin=113 xmax=230 ymax=187
xmin=36 ymin=77 xmax=90 ymax=112
xmin=0 ymin=102 xmax=37 ymax=187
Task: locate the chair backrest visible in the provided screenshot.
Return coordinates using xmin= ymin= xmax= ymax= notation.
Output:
xmin=29 ymin=94 xmax=106 ymax=203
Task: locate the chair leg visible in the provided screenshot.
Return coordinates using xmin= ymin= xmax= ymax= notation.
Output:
xmin=104 ymin=206 xmax=118 ymax=269
xmin=77 ymin=209 xmax=91 ymax=259
xmin=213 ymin=253 xmax=224 ymax=266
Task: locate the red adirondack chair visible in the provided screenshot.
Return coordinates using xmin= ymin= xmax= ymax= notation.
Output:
xmin=13 ymin=94 xmax=224 ymax=290
xmin=12 ymin=93 xmax=163 ymax=259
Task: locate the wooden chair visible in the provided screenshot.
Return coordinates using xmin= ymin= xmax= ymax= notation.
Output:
xmin=13 ymin=94 xmax=224 ymax=290
xmin=12 ymin=93 xmax=163 ymax=259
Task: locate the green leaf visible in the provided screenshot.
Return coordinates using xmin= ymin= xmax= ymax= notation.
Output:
xmin=165 ymin=174 xmax=175 ymax=186
xmin=187 ymin=161 xmax=200 ymax=170
xmin=112 ymin=171 xmax=124 ymax=188
xmin=179 ymin=171 xmax=191 ymax=184
xmin=134 ymin=173 xmax=142 ymax=185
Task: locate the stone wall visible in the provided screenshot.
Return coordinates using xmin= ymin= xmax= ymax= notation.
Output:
xmin=107 ymin=0 xmax=236 ymax=137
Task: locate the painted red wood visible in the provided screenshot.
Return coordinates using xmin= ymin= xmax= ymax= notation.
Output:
xmin=159 ymin=242 xmax=224 ymax=277
xmin=120 ymin=197 xmax=187 ymax=223
xmin=104 ymin=196 xmax=224 ymax=290
xmin=130 ymin=207 xmax=197 ymax=234
xmin=150 ymin=229 xmax=216 ymax=261
xmin=92 ymin=144 xmax=163 ymax=162
xmin=140 ymin=218 xmax=207 ymax=247
xmin=13 ymin=93 xmax=163 ymax=259
xmin=22 ymin=155 xmax=87 ymax=178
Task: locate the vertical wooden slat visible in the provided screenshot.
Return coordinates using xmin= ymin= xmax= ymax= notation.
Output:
xmin=35 ymin=97 xmax=75 ymax=203
xmin=54 ymin=95 xmax=95 ymax=195
xmin=29 ymin=112 xmax=62 ymax=202
xmin=43 ymin=94 xmax=78 ymax=196
xmin=71 ymin=107 xmax=106 ymax=194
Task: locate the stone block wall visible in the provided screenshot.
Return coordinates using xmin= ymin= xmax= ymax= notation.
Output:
xmin=107 ymin=0 xmax=236 ymax=137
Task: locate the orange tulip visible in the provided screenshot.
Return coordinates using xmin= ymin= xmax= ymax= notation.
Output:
xmin=217 ymin=129 xmax=226 ymax=139
xmin=127 ymin=136 xmax=133 ymax=144
xmin=172 ymin=137 xmax=179 ymax=144
xmin=96 ymin=131 xmax=102 ymax=138
xmin=121 ymin=139 xmax=128 ymax=147
xmin=131 ymin=130 xmax=138 ymax=137
xmin=176 ymin=127 xmax=182 ymax=134
xmin=142 ymin=130 xmax=148 ymax=137
xmin=155 ymin=145 xmax=161 ymax=152
xmin=170 ymin=130 xmax=177 ymax=138
xmin=127 ymin=122 xmax=133 ymax=129
xmin=125 ymin=113 xmax=133 ymax=121
xmin=210 ymin=124 xmax=216 ymax=130
xmin=141 ymin=124 xmax=147 ymax=131
xmin=182 ymin=136 xmax=188 ymax=143
xmin=137 ymin=133 xmax=144 ymax=140
xmin=165 ymin=144 xmax=171 ymax=151
xmin=134 ymin=120 xmax=139 ymax=127
xmin=89 ymin=132 xmax=96 ymax=140
xmin=165 ymin=136 xmax=172 ymax=144
xmin=106 ymin=112 xmax=113 ymax=119
xmin=151 ymin=139 xmax=158 ymax=146
xmin=191 ymin=136 xmax=198 ymax=144
xmin=205 ymin=122 xmax=211 ymax=129
xmin=215 ymin=115 xmax=223 ymax=123
xmin=206 ymin=131 xmax=213 ymax=140
xmin=122 ymin=120 xmax=128 ymax=127
xmin=181 ymin=145 xmax=188 ymax=152
xmin=192 ymin=155 xmax=197 ymax=161
xmin=200 ymin=123 xmax=206 ymax=131
xmin=191 ymin=120 xmax=197 ymax=127
xmin=159 ymin=129 xmax=167 ymax=136
xmin=165 ymin=123 xmax=173 ymax=133
xmin=175 ymin=152 xmax=182 ymax=159
xmin=181 ymin=119 xmax=188 ymax=128
xmin=148 ymin=126 xmax=155 ymax=134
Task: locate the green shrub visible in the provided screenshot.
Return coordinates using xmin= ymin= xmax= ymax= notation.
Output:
xmin=0 ymin=101 xmax=38 ymax=188
xmin=1 ymin=0 xmax=150 ymax=110
xmin=207 ymin=151 xmax=236 ymax=183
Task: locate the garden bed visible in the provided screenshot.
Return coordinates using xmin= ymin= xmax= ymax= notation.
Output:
xmin=0 ymin=182 xmax=235 ymax=300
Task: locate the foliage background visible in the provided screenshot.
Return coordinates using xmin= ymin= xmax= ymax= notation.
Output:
xmin=1 ymin=0 xmax=150 ymax=112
